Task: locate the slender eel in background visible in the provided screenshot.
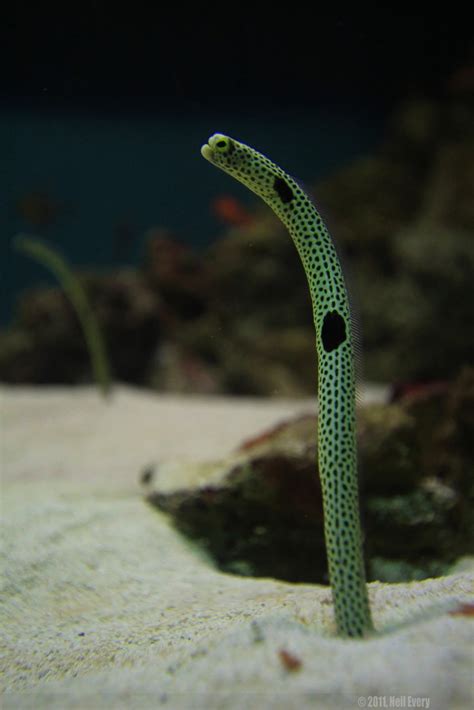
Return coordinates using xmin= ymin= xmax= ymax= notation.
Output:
xmin=201 ymin=134 xmax=373 ymax=637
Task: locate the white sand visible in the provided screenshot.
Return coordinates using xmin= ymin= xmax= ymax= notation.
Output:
xmin=1 ymin=385 xmax=473 ymax=709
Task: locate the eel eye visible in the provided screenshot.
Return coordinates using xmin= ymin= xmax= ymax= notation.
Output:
xmin=215 ymin=138 xmax=231 ymax=153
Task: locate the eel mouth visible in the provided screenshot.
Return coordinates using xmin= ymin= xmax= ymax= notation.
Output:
xmin=201 ymin=134 xmax=228 ymax=162
xmin=200 ymin=142 xmax=213 ymax=161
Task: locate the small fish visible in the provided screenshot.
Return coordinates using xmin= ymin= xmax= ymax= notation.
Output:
xmin=211 ymin=194 xmax=254 ymax=227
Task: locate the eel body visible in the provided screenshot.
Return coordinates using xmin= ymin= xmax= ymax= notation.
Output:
xmin=202 ymin=134 xmax=373 ymax=637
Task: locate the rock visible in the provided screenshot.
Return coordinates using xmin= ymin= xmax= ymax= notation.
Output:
xmin=0 ymin=269 xmax=161 ymax=385
xmin=147 ymin=369 xmax=474 ymax=584
xmin=143 ymin=230 xmax=209 ymax=321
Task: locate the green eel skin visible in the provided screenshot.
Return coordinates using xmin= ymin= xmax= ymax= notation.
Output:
xmin=201 ymin=134 xmax=373 ymax=637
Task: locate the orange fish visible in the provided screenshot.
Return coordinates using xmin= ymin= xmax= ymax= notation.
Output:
xmin=211 ymin=194 xmax=254 ymax=227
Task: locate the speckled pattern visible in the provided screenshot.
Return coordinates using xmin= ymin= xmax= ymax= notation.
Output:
xmin=202 ymin=134 xmax=373 ymax=636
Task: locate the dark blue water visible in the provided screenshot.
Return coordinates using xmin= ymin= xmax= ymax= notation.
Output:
xmin=2 ymin=106 xmax=384 ymax=325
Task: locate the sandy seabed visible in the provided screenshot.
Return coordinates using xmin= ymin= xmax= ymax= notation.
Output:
xmin=1 ymin=385 xmax=473 ymax=710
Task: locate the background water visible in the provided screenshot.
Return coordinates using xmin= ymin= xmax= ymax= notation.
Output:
xmin=2 ymin=105 xmax=383 ymax=325
xmin=3 ymin=7 xmax=469 ymax=334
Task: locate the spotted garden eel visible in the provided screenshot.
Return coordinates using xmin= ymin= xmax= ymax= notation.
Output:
xmin=201 ymin=133 xmax=373 ymax=637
